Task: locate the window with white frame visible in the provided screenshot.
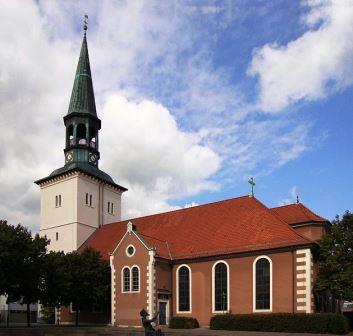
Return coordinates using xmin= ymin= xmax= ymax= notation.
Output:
xmin=126 ymin=245 xmax=135 ymax=257
xmin=212 ymin=261 xmax=229 ymax=312
xmin=121 ymin=266 xmax=140 ymax=293
xmin=177 ymin=265 xmax=191 ymax=312
xmin=131 ymin=266 xmax=139 ymax=292
xmin=122 ymin=267 xmax=130 ymax=292
xmin=253 ymin=256 xmax=272 ymax=311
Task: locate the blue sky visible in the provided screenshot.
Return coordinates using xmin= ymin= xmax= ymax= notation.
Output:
xmin=0 ymin=0 xmax=352 ymax=231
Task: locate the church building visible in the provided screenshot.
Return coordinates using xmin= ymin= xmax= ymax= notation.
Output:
xmin=35 ymin=22 xmax=329 ymax=327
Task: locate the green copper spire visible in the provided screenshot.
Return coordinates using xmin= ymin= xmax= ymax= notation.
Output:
xmin=67 ymin=15 xmax=96 ymax=116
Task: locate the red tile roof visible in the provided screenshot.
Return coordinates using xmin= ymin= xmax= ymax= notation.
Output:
xmin=82 ymin=196 xmax=314 ymax=260
xmin=270 ymin=203 xmax=328 ymax=225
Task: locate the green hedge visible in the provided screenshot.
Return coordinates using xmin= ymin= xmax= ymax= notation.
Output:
xmin=210 ymin=313 xmax=349 ymax=334
xmin=169 ymin=316 xmax=199 ymax=329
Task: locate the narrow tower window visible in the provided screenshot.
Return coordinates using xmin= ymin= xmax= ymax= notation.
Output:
xmin=76 ymin=124 xmax=87 ymax=145
xmin=56 ymin=232 xmax=59 ymax=241
xmin=108 ymin=202 xmax=114 ymax=215
xmin=89 ymin=126 xmax=96 ymax=149
xmin=85 ymin=193 xmax=93 ymax=207
xmin=68 ymin=124 xmax=74 ymax=146
xmin=55 ymin=195 xmax=62 ymax=207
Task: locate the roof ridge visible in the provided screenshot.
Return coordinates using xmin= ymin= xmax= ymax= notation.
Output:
xmin=271 ymin=202 xmax=299 ymax=209
xmin=118 ymin=195 xmax=252 ymax=224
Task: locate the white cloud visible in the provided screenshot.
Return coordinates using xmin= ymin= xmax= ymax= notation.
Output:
xmin=248 ymin=0 xmax=353 ymax=112
xmin=279 ymin=185 xmax=298 ymax=205
xmin=100 ymin=94 xmax=220 ymax=219
xmin=0 ymin=1 xmax=318 ymax=232
xmin=184 ymin=202 xmax=199 ymax=208
xmin=0 ymin=1 xmax=221 ymax=231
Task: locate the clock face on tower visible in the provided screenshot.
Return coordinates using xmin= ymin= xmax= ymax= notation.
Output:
xmin=65 ymin=151 xmax=73 ymax=164
xmin=89 ymin=153 xmax=97 ymax=165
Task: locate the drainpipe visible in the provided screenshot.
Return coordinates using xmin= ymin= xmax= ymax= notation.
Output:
xmin=292 ymin=249 xmax=295 ymax=313
xmin=98 ymin=182 xmax=103 ymax=227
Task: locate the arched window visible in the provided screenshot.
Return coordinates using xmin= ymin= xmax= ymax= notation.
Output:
xmin=131 ymin=266 xmax=139 ymax=292
xmin=122 ymin=267 xmax=130 ymax=292
xmin=76 ymin=124 xmax=87 ymax=145
xmin=212 ymin=261 xmax=229 ymax=312
xmin=68 ymin=124 xmax=74 ymax=145
xmin=177 ymin=265 xmax=191 ymax=312
xmin=89 ymin=126 xmax=96 ymax=148
xmin=253 ymin=256 xmax=272 ymax=311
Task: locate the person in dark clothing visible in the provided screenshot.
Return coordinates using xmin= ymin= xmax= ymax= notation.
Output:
xmin=140 ymin=309 xmax=162 ymax=336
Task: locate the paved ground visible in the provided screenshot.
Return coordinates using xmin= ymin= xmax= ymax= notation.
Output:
xmin=0 ymin=326 xmax=352 ymax=336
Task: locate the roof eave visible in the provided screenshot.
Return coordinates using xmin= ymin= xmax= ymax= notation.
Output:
xmin=34 ymin=167 xmax=128 ymax=192
xmin=171 ymin=241 xmax=317 ymax=264
xmin=290 ymin=220 xmax=331 ymax=228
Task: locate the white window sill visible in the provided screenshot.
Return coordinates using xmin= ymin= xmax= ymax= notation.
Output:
xmin=253 ymin=309 xmax=272 ymax=313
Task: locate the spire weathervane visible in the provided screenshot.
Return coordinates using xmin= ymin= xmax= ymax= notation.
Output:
xmin=296 ymin=195 xmax=300 ymax=204
xmin=83 ymin=14 xmax=88 ymax=34
xmin=248 ymin=177 xmax=255 ymax=197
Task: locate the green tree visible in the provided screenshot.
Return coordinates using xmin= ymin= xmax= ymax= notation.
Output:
xmin=0 ymin=220 xmax=9 ymax=296
xmin=0 ymin=220 xmax=49 ymax=327
xmin=66 ymin=248 xmax=110 ymax=326
xmin=315 ymin=211 xmax=353 ymax=307
xmin=19 ymin=232 xmax=48 ymax=327
xmin=40 ymin=251 xmax=71 ymax=310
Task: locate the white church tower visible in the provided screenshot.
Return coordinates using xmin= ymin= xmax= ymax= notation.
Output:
xmin=35 ymin=19 xmax=127 ymax=253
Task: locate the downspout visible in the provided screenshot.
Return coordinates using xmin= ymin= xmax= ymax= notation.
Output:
xmin=148 ymin=249 xmax=156 ymax=315
xmin=98 ymin=182 xmax=103 ymax=227
xmin=292 ymin=248 xmax=295 ymax=313
xmin=109 ymin=254 xmax=116 ymax=326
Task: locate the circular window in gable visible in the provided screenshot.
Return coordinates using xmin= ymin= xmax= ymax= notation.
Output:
xmin=126 ymin=245 xmax=135 ymax=257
